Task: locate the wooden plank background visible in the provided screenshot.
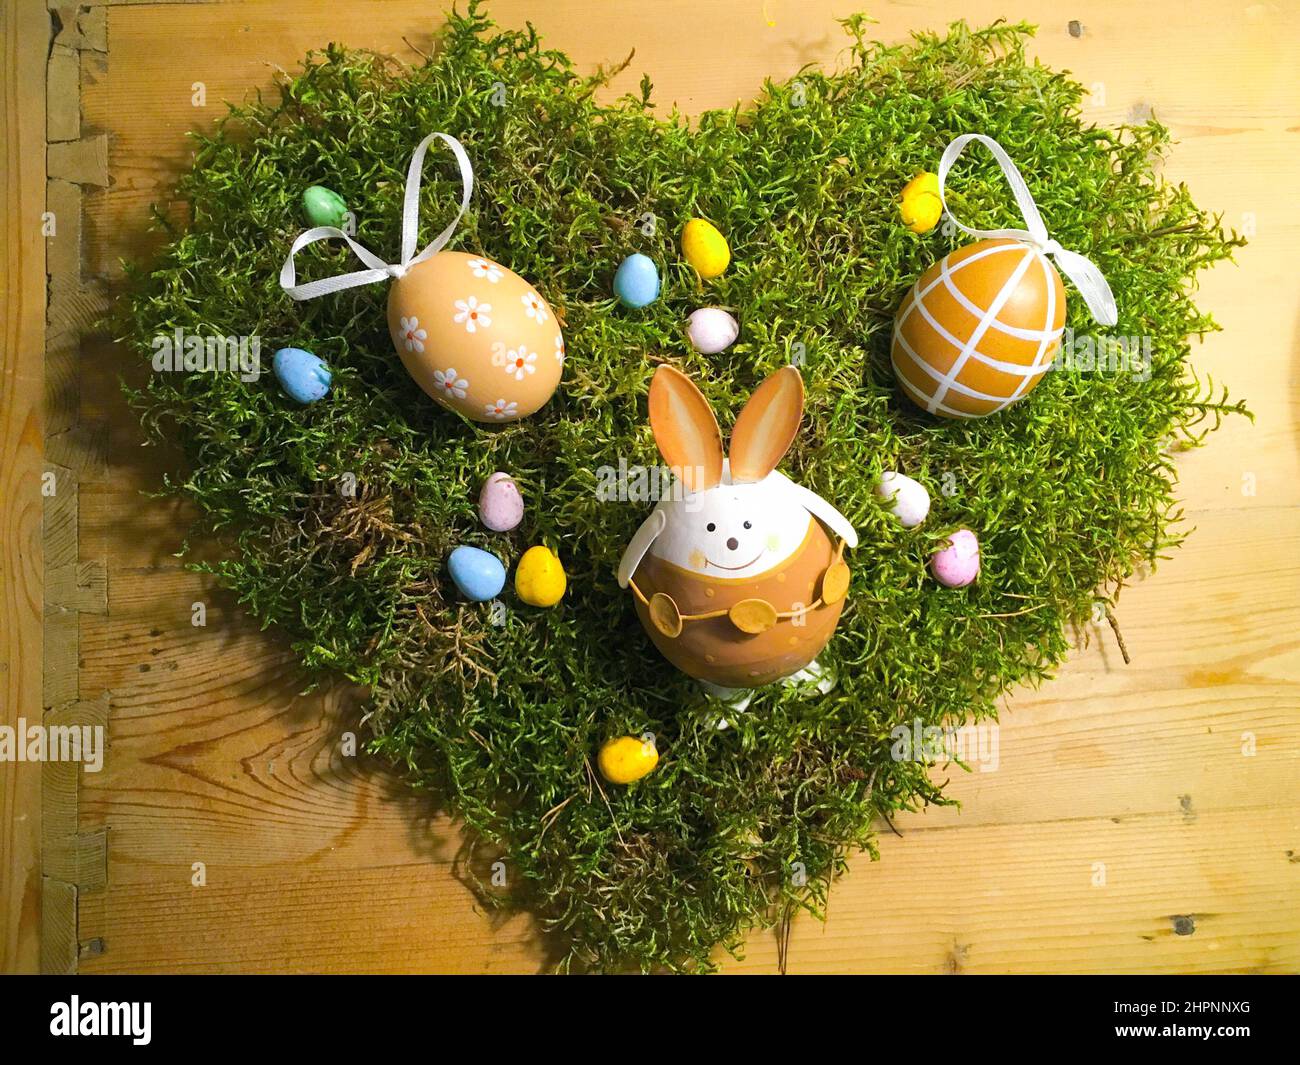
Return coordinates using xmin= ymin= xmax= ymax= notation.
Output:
xmin=0 ymin=0 xmax=50 ymax=976
xmin=48 ymin=0 xmax=1300 ymax=972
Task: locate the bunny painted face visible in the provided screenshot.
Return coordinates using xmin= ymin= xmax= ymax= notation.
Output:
xmin=649 ymin=464 xmax=813 ymax=580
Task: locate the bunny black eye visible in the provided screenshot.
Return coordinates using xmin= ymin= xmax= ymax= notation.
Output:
xmin=743 ymin=521 xmax=752 ymax=530
xmin=706 ymin=522 xmax=716 ymax=532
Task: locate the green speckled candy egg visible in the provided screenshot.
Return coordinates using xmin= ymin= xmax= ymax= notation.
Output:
xmin=302 ymin=185 xmax=348 ymax=228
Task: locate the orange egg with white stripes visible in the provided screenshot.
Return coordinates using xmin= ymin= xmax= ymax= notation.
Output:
xmin=891 ymin=238 xmax=1067 ymax=419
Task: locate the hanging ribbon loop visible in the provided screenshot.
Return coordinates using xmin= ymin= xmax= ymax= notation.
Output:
xmin=279 ymin=131 xmax=474 ymax=301
xmin=937 ymin=133 xmax=1118 ymax=327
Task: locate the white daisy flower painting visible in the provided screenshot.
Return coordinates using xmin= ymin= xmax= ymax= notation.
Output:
xmin=467 ymin=258 xmax=504 ymax=283
xmin=503 ymin=347 xmax=537 ymax=381
xmin=453 ymin=296 xmax=492 ymax=333
xmin=484 ymin=398 xmax=519 ymax=420
xmin=398 ymin=316 xmax=427 ymax=354
xmin=521 ymin=291 xmax=548 ymax=324
xmin=432 ymin=367 xmax=469 ymax=400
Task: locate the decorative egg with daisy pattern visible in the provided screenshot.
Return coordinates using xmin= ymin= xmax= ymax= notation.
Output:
xmin=387 ymin=251 xmax=564 ymax=423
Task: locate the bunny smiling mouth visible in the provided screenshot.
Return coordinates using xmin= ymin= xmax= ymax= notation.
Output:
xmin=707 ymin=549 xmax=765 ymax=571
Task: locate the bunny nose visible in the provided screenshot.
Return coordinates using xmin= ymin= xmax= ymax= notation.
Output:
xmin=726 ymin=537 xmax=739 ymax=551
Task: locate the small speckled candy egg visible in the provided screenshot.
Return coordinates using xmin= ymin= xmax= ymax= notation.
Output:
xmin=478 ymin=472 xmax=524 ymax=532
xmin=899 ymin=171 xmax=943 ymax=234
xmin=597 ymin=735 xmax=659 ymax=784
xmin=681 ymin=218 xmax=730 ymax=279
xmin=686 ymin=308 xmax=739 ymax=354
xmin=875 ymin=471 xmax=931 ymax=528
xmin=448 ymin=545 xmax=507 ymax=602
xmin=302 ymin=185 xmax=348 ymax=228
xmin=931 ymin=528 xmax=980 ymax=588
xmin=515 ymin=545 xmax=566 ymax=607
xmin=387 ymin=251 xmax=564 ymax=423
xmin=272 ymin=347 xmax=331 ymax=404
xmin=614 ymin=254 xmax=660 ymax=308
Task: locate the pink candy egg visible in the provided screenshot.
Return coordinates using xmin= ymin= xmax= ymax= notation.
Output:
xmin=478 ymin=472 xmax=524 ymax=532
xmin=931 ymin=528 xmax=980 ymax=587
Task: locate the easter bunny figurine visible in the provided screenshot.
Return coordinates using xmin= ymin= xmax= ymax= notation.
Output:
xmin=617 ymin=364 xmax=857 ymax=690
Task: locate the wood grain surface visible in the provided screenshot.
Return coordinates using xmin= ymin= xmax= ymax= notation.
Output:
xmin=0 ymin=0 xmax=49 ymax=975
xmin=30 ymin=0 xmax=1300 ymax=973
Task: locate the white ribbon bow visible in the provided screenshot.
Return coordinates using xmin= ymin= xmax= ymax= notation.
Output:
xmin=937 ymin=133 xmax=1118 ymax=327
xmin=279 ymin=131 xmax=474 ymax=301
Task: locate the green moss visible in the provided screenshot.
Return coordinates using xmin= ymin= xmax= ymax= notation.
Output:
xmin=121 ymin=5 xmax=1246 ymax=971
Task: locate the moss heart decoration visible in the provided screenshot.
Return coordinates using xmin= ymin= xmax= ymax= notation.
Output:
xmin=122 ymin=4 xmax=1246 ymax=971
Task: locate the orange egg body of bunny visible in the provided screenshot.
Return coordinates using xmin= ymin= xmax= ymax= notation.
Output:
xmin=632 ymin=513 xmax=846 ymax=687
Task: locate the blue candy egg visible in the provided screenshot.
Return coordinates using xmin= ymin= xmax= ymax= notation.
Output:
xmin=614 ymin=254 xmax=660 ymax=308
xmin=448 ymin=545 xmax=507 ymax=602
xmin=273 ymin=347 xmax=332 ymax=404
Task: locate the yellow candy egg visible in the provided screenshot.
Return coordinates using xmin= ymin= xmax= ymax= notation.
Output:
xmin=598 ymin=735 xmax=659 ymax=784
xmin=514 ymin=545 xmax=567 ymax=607
xmin=681 ymin=218 xmax=731 ymax=279
xmin=899 ymin=171 xmax=943 ymax=234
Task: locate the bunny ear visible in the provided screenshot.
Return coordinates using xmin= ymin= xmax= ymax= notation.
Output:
xmin=729 ymin=366 xmax=804 ymax=483
xmin=649 ymin=365 xmax=724 ymax=492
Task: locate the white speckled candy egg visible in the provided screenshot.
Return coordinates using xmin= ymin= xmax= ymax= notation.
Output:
xmin=686 ymin=308 xmax=739 ymax=354
xmin=387 ymin=251 xmax=564 ymax=423
xmin=875 ymin=471 xmax=930 ymax=528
